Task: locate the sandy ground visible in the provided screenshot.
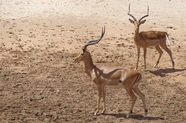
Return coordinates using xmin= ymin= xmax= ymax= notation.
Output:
xmin=0 ymin=0 xmax=186 ymax=123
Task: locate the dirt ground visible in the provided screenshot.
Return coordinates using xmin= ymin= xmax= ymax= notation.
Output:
xmin=0 ymin=0 xmax=186 ymax=123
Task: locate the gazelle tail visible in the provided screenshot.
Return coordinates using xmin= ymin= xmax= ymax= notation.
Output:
xmin=165 ymin=32 xmax=171 ymax=44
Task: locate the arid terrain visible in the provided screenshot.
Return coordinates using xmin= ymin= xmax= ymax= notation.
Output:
xmin=0 ymin=0 xmax=186 ymax=123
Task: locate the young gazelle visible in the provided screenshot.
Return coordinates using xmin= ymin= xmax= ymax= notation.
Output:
xmin=73 ymin=27 xmax=148 ymax=118
xmin=128 ymin=4 xmax=174 ymax=70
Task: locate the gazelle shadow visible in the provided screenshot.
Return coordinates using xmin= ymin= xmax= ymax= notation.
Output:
xmin=103 ymin=113 xmax=164 ymax=121
xmin=149 ymin=68 xmax=186 ymax=77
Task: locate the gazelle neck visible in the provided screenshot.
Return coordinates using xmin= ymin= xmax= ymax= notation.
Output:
xmin=134 ymin=29 xmax=140 ymax=44
xmin=83 ymin=53 xmax=96 ymax=77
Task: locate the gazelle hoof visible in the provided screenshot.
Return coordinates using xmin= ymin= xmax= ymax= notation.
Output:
xmin=94 ymin=111 xmax=98 ymax=116
xmin=126 ymin=110 xmax=132 ymax=118
xmin=143 ymin=109 xmax=148 ymax=118
xmin=143 ymin=113 xmax=147 ymax=118
xmin=101 ymin=109 xmax=106 ymax=114
xmin=143 ymin=114 xmax=147 ymax=118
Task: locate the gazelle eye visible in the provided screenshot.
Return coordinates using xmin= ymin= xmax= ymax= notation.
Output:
xmin=81 ymin=53 xmax=84 ymax=56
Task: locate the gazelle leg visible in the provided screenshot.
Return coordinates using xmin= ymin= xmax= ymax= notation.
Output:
xmin=133 ymin=87 xmax=148 ymax=118
xmin=101 ymin=86 xmax=106 ymax=114
xmin=143 ymin=48 xmax=147 ymax=71
xmin=160 ymin=44 xmax=175 ymax=69
xmin=154 ymin=45 xmax=163 ymax=68
xmin=135 ymin=47 xmax=140 ymax=70
xmin=94 ymin=86 xmax=101 ymax=115
xmin=132 ymin=75 xmax=148 ymax=118
xmin=125 ymin=88 xmax=137 ymax=118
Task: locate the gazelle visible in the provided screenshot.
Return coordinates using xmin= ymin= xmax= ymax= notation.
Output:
xmin=128 ymin=4 xmax=174 ymax=71
xmin=73 ymin=27 xmax=148 ymax=118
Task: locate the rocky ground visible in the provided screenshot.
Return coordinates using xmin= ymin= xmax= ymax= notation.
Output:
xmin=0 ymin=0 xmax=186 ymax=123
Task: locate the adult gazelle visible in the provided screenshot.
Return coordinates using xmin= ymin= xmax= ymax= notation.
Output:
xmin=128 ymin=4 xmax=174 ymax=70
xmin=73 ymin=27 xmax=148 ymax=118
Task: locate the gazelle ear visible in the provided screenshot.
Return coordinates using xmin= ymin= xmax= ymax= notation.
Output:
xmin=140 ymin=20 xmax=146 ymax=25
xmin=129 ymin=19 xmax=134 ymax=24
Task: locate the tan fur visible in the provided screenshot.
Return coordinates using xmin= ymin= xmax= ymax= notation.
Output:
xmin=129 ymin=12 xmax=174 ymax=70
xmin=74 ymin=50 xmax=148 ymax=118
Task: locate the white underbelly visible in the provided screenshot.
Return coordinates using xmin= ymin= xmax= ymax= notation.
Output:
xmin=105 ymin=83 xmax=123 ymax=89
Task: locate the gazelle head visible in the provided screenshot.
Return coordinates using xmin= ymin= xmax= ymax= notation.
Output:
xmin=73 ymin=27 xmax=105 ymax=62
xmin=73 ymin=49 xmax=90 ymax=62
xmin=128 ymin=4 xmax=149 ymax=32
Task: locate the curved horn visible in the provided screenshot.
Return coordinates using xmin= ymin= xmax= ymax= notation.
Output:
xmin=128 ymin=4 xmax=137 ymax=21
xmin=82 ymin=27 xmax=105 ymax=50
xmin=139 ymin=6 xmax=149 ymax=22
